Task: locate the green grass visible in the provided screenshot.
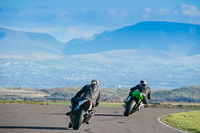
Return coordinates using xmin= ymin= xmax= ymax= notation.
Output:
xmin=1 ymin=100 xmax=200 ymax=110
xmin=43 ymin=101 xmax=71 ymax=106
xmin=0 ymin=100 xmax=44 ymax=105
xmin=43 ymin=101 xmax=124 ymax=107
xmin=0 ymin=100 xmax=124 ymax=107
xmin=162 ymin=111 xmax=200 ymax=133
xmin=42 ymin=101 xmax=124 ymax=107
xmin=0 ymin=100 xmax=70 ymax=105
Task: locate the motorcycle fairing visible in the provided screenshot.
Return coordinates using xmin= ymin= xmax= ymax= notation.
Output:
xmin=75 ymin=99 xmax=93 ymax=111
xmin=132 ymin=91 xmax=143 ymax=100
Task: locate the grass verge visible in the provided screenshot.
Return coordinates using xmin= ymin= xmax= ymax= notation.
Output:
xmin=162 ymin=111 xmax=200 ymax=133
xmin=1 ymin=100 xmax=200 ymax=109
xmin=0 ymin=100 xmax=124 ymax=107
xmin=0 ymin=100 xmax=45 ymax=105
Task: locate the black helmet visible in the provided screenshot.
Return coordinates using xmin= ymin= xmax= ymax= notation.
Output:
xmin=140 ymin=80 xmax=147 ymax=85
xmin=91 ymin=79 xmax=99 ymax=86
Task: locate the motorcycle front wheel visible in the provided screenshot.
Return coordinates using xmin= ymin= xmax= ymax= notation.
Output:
xmin=73 ymin=110 xmax=84 ymax=130
xmin=124 ymin=100 xmax=136 ymax=116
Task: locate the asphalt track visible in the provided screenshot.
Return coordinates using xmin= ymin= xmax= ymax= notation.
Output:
xmin=0 ymin=104 xmax=187 ymax=133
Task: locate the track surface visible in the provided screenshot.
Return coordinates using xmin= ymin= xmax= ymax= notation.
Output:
xmin=0 ymin=104 xmax=187 ymax=133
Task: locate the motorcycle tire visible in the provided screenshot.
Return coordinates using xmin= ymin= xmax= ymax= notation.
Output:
xmin=124 ymin=100 xmax=136 ymax=116
xmin=73 ymin=110 xmax=84 ymax=130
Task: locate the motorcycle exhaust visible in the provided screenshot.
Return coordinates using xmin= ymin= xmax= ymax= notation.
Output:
xmin=84 ymin=111 xmax=94 ymax=123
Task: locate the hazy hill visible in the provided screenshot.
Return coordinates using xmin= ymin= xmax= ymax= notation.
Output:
xmin=0 ymin=28 xmax=66 ymax=60
xmin=1 ymin=21 xmax=199 ymax=60
xmin=1 ymin=86 xmax=200 ymax=103
xmin=63 ymin=21 xmax=200 ymax=56
xmin=151 ymin=86 xmax=200 ymax=102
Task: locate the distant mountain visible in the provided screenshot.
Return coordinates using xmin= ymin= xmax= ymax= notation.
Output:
xmin=0 ymin=28 xmax=66 ymax=59
xmin=63 ymin=21 xmax=200 ymax=56
xmin=1 ymin=21 xmax=199 ymax=60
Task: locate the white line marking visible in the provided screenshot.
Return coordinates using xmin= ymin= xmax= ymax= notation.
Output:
xmin=157 ymin=115 xmax=188 ymax=133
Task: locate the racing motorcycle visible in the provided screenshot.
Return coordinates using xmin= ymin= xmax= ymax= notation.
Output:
xmin=123 ymin=90 xmax=145 ymax=116
xmin=68 ymin=98 xmax=95 ymax=130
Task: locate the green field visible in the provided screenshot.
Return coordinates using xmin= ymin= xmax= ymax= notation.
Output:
xmin=162 ymin=111 xmax=200 ymax=133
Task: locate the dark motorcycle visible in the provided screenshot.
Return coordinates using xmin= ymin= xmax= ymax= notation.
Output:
xmin=124 ymin=91 xmax=145 ymax=116
xmin=68 ymin=98 xmax=95 ymax=130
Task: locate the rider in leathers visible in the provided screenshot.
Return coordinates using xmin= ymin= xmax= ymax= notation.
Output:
xmin=125 ymin=80 xmax=151 ymax=107
xmin=66 ymin=79 xmax=100 ymax=116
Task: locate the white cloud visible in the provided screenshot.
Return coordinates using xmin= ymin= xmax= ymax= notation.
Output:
xmin=181 ymin=4 xmax=200 ymax=17
xmin=49 ymin=25 xmax=106 ymax=42
xmin=144 ymin=8 xmax=151 ymax=13
xmin=108 ymin=10 xmax=116 ymax=15
xmin=120 ymin=11 xmax=128 ymax=17
xmin=67 ymin=25 xmax=105 ymax=38
xmin=57 ymin=11 xmax=70 ymax=17
xmin=108 ymin=10 xmax=129 ymax=17
xmin=155 ymin=8 xmax=170 ymax=15
xmin=140 ymin=8 xmax=151 ymax=19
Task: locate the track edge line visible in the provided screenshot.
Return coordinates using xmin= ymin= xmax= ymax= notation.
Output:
xmin=157 ymin=115 xmax=188 ymax=133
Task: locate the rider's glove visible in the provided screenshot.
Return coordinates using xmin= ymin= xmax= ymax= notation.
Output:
xmin=96 ymin=102 xmax=99 ymax=107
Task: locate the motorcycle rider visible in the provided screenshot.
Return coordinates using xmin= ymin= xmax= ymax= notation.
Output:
xmin=66 ymin=79 xmax=100 ymax=116
xmin=124 ymin=80 xmax=151 ymax=107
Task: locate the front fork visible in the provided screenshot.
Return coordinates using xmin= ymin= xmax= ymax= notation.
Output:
xmin=124 ymin=96 xmax=131 ymax=107
xmin=132 ymin=100 xmax=142 ymax=113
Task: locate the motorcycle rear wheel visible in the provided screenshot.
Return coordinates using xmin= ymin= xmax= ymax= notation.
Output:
xmin=124 ymin=100 xmax=136 ymax=116
xmin=73 ymin=110 xmax=84 ymax=130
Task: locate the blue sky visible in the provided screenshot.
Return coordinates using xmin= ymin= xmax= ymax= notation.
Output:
xmin=0 ymin=0 xmax=200 ymax=42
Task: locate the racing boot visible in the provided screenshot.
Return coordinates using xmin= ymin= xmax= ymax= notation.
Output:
xmin=66 ymin=111 xmax=71 ymax=116
xmin=144 ymin=103 xmax=148 ymax=108
xmin=66 ymin=109 xmax=76 ymax=116
xmin=68 ymin=122 xmax=72 ymax=128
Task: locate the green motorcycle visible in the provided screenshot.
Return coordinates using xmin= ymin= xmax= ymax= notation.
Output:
xmin=124 ymin=91 xmax=145 ymax=116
